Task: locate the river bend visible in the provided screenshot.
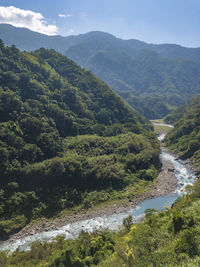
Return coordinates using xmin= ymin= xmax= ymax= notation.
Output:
xmin=0 ymin=130 xmax=197 ymax=252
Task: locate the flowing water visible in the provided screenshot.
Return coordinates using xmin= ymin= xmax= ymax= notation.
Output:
xmin=0 ymin=128 xmax=197 ymax=252
xmin=153 ymin=123 xmax=174 ymax=128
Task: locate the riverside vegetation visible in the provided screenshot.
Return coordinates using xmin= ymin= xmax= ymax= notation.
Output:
xmin=1 ymin=180 xmax=200 ymax=266
xmin=0 ymin=40 xmax=160 ymax=241
xmin=1 ymin=96 xmax=200 ymax=266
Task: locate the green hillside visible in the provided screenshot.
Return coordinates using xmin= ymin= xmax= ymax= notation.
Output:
xmin=66 ymin=37 xmax=200 ymax=119
xmin=164 ymin=104 xmax=186 ymax=124
xmin=165 ymin=95 xmax=200 ymax=171
xmin=1 ymin=27 xmax=200 ymax=267
xmin=0 ymin=41 xmax=160 ymax=239
xmin=1 ymin=25 xmax=200 ymax=119
xmin=2 ymin=95 xmax=200 ymax=267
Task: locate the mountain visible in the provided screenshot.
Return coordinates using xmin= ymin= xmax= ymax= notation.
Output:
xmin=0 ymin=41 xmax=160 ymax=238
xmin=64 ymin=33 xmax=200 ymax=119
xmin=1 ymin=24 xmax=200 ymax=61
xmin=3 ymin=90 xmax=200 ymax=265
xmin=1 ymin=24 xmax=200 ymax=119
xmin=164 ymin=104 xmax=186 ymax=124
xmin=165 ymin=95 xmax=200 ymax=171
xmin=1 ymin=26 xmax=200 ymax=266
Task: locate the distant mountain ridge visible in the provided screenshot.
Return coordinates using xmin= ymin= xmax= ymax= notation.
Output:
xmin=1 ymin=24 xmax=199 ymax=60
xmin=1 ymin=23 xmax=200 ymax=119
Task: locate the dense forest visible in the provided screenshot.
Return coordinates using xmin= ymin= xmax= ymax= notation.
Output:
xmin=1 ymin=27 xmax=200 ymax=266
xmin=1 ymin=95 xmax=200 ymax=266
xmin=0 ymin=40 xmax=160 ymax=239
xmin=1 ymin=25 xmax=200 ymax=119
xmin=165 ymin=95 xmax=200 ymax=171
xmin=65 ymin=34 xmax=200 ymax=119
xmin=164 ymin=104 xmax=186 ymax=124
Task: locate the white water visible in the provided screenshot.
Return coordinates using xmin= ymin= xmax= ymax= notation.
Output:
xmin=0 ymin=129 xmax=197 ymax=252
xmin=152 ymin=122 xmax=174 ymax=128
xmin=158 ymin=133 xmax=166 ymax=142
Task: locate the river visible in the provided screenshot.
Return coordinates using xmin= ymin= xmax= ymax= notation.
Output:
xmin=0 ymin=127 xmax=197 ymax=252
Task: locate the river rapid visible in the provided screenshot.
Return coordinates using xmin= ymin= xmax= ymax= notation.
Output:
xmin=0 ymin=127 xmax=197 ymax=252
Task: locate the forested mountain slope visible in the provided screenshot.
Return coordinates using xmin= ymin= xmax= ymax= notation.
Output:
xmin=65 ymin=33 xmax=200 ymax=119
xmin=1 ymin=24 xmax=200 ymax=119
xmin=1 ymin=24 xmax=200 ymax=62
xmin=164 ymin=104 xmax=186 ymax=124
xmin=165 ymin=95 xmax=200 ymax=172
xmin=3 ymin=94 xmax=200 ymax=266
xmin=0 ymin=41 xmax=160 ymax=238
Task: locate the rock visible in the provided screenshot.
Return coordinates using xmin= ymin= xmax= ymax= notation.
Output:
xmin=168 ymin=168 xmax=175 ymax=172
xmin=30 ymin=230 xmax=35 ymax=235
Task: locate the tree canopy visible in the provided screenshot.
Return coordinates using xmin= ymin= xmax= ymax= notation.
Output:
xmin=0 ymin=41 xmax=160 ymax=238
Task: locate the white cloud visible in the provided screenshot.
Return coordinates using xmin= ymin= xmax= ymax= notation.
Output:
xmin=0 ymin=6 xmax=58 ymax=35
xmin=58 ymin=14 xmax=72 ymax=18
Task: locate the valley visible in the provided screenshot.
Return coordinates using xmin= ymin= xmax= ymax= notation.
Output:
xmin=0 ymin=124 xmax=179 ymax=251
xmin=1 ymin=123 xmax=199 ymax=266
xmin=0 ymin=42 xmax=160 ymax=241
xmin=1 ymin=25 xmax=200 ymax=119
xmin=0 ymin=10 xmax=200 ymax=265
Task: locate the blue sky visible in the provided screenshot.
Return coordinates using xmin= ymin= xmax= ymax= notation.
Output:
xmin=0 ymin=0 xmax=199 ymax=47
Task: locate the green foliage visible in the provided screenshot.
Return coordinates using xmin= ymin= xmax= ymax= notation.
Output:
xmin=0 ymin=231 xmax=115 ymax=267
xmin=50 ymin=231 xmax=115 ymax=267
xmin=0 ymin=41 xmax=150 ymax=175
xmin=172 ymin=210 xmax=185 ymax=234
xmin=1 ymin=26 xmax=200 ymax=119
xmin=64 ymin=33 xmax=200 ymax=119
xmin=164 ymin=104 xmax=186 ymax=124
xmin=1 ymin=30 xmax=200 ymax=267
xmin=4 ymin=180 xmax=200 ymax=266
xmin=165 ymin=95 xmax=200 ymax=171
xmin=0 ymin=41 xmax=160 ymax=237
xmin=0 ymin=215 xmax=27 ymax=239
xmin=123 ymin=215 xmax=133 ymax=231
xmin=0 ymin=132 xmax=159 ymax=228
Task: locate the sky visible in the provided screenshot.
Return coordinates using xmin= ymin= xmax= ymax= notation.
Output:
xmin=0 ymin=0 xmax=199 ymax=47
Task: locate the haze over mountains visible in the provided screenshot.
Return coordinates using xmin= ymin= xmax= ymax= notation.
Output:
xmin=0 ymin=23 xmax=200 ymax=119
xmin=1 ymin=24 xmax=200 ymax=61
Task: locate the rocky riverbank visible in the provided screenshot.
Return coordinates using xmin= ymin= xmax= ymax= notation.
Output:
xmin=5 ymin=148 xmax=178 ymax=244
